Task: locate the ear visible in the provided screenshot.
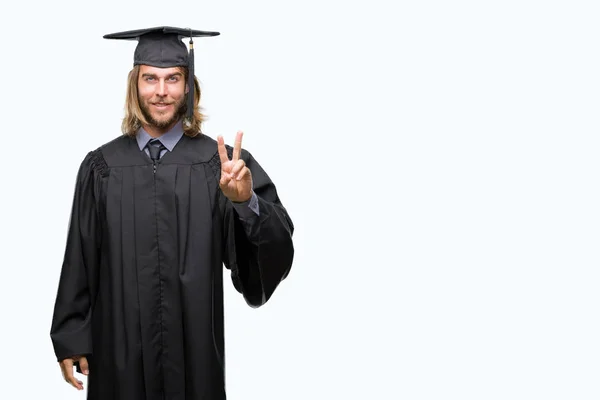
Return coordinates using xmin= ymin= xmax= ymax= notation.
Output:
xmin=185 ymin=82 xmax=189 ymax=95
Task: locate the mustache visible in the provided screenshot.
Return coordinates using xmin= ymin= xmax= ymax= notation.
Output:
xmin=139 ymin=95 xmax=187 ymax=129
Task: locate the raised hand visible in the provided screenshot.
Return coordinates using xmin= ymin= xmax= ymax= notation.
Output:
xmin=59 ymin=355 xmax=89 ymax=390
xmin=217 ymin=131 xmax=253 ymax=203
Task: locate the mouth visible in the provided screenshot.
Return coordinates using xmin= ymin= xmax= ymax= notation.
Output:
xmin=151 ymin=102 xmax=173 ymax=110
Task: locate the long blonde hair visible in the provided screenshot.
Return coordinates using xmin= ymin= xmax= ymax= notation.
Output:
xmin=121 ymin=65 xmax=205 ymax=137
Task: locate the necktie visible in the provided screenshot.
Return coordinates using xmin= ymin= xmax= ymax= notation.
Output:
xmin=148 ymin=139 xmax=166 ymax=161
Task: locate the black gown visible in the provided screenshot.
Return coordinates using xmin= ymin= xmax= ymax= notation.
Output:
xmin=49 ymin=132 xmax=294 ymax=399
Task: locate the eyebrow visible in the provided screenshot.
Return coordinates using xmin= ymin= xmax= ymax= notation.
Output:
xmin=141 ymin=72 xmax=183 ymax=78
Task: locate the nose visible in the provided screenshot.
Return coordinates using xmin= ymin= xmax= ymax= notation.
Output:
xmin=156 ymin=79 xmax=167 ymax=96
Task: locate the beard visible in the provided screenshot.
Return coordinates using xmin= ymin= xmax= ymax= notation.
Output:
xmin=140 ymin=96 xmax=187 ymax=130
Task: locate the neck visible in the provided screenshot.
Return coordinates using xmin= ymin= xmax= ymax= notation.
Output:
xmin=142 ymin=121 xmax=178 ymax=138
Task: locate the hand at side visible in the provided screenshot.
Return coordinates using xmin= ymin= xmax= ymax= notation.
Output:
xmin=59 ymin=355 xmax=89 ymax=391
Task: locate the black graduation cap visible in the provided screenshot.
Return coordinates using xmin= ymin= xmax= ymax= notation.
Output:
xmin=103 ymin=26 xmax=220 ymax=120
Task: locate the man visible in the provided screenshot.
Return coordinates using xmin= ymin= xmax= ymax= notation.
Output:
xmin=50 ymin=26 xmax=294 ymax=400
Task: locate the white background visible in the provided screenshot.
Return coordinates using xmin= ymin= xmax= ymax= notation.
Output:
xmin=1 ymin=0 xmax=599 ymax=399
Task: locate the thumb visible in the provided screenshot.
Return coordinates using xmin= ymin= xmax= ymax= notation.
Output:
xmin=78 ymin=356 xmax=89 ymax=375
xmin=220 ymin=170 xmax=232 ymax=188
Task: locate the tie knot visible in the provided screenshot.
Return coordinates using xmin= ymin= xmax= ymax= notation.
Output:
xmin=147 ymin=139 xmax=166 ymax=161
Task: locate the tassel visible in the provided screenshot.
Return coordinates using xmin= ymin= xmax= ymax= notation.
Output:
xmin=187 ymin=33 xmax=195 ymax=121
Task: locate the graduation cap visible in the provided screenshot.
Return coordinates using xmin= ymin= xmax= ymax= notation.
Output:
xmin=103 ymin=26 xmax=220 ymax=121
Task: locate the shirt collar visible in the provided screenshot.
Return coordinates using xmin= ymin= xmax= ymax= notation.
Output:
xmin=136 ymin=120 xmax=184 ymax=152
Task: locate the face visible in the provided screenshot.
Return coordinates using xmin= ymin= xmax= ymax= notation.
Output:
xmin=138 ymin=65 xmax=187 ymax=130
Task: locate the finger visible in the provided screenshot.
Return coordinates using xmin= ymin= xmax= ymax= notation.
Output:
xmin=230 ymin=159 xmax=246 ymax=177
xmin=70 ymin=377 xmax=84 ymax=391
xmin=61 ymin=359 xmax=84 ymax=390
xmin=78 ymin=356 xmax=89 ymax=375
xmin=232 ymin=131 xmax=243 ymax=161
xmin=235 ymin=166 xmax=251 ymax=181
xmin=217 ymin=135 xmax=229 ymax=165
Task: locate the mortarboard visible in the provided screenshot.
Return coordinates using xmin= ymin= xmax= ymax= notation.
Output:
xmin=103 ymin=26 xmax=220 ymax=121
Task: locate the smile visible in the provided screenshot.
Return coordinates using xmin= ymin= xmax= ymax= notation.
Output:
xmin=152 ymin=103 xmax=172 ymax=109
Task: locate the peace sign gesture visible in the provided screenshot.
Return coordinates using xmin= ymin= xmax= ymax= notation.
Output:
xmin=217 ymin=131 xmax=253 ymax=203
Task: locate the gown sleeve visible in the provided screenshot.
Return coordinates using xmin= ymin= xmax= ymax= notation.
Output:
xmin=220 ymin=149 xmax=295 ymax=307
xmin=50 ymin=151 xmax=101 ymax=361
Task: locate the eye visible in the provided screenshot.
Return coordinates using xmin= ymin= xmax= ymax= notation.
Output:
xmin=145 ymin=76 xmax=156 ymax=82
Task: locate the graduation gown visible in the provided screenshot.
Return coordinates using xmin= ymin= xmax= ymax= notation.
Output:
xmin=49 ymin=133 xmax=294 ymax=399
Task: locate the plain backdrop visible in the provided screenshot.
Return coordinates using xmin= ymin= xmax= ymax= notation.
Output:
xmin=1 ymin=0 xmax=599 ymax=399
